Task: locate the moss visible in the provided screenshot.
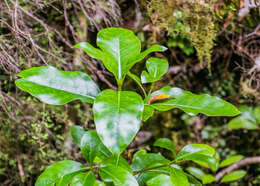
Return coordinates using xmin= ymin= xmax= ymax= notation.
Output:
xmin=147 ymin=0 xmax=217 ymax=69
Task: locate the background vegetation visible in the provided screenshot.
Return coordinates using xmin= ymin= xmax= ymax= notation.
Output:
xmin=0 ymin=0 xmax=260 ymax=185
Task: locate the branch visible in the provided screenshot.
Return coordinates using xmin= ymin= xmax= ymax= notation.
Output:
xmin=216 ymin=156 xmax=260 ymax=182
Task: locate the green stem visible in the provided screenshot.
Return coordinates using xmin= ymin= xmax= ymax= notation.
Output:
xmin=133 ymin=160 xmax=177 ymax=175
xmin=148 ymin=82 xmax=155 ymax=97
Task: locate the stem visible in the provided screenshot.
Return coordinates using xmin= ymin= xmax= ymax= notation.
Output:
xmin=139 ymin=84 xmax=147 ymax=97
xmin=133 ymin=160 xmax=177 ymax=175
xmin=148 ymin=82 xmax=155 ymax=97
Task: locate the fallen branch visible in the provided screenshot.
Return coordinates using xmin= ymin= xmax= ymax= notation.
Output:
xmin=216 ymin=156 xmax=260 ymax=182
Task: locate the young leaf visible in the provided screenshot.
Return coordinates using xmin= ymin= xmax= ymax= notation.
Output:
xmin=169 ymin=165 xmax=189 ymax=186
xmin=70 ymin=172 xmax=95 ymax=186
xmin=70 ymin=125 xmax=86 ymax=147
xmin=146 ymin=174 xmax=174 ymax=186
xmin=81 ymin=130 xmax=111 ymax=163
xmin=149 ymin=86 xmax=240 ymax=116
xmin=132 ymin=45 xmax=167 ymax=66
xmin=15 ymin=66 xmax=100 ymax=105
xmin=221 ymin=170 xmax=246 ymax=183
xmin=100 ymin=165 xmax=138 ymax=186
xmin=93 ymin=89 xmax=144 ymax=154
xmin=219 ymin=155 xmax=244 ymax=168
xmin=132 ymin=150 xmax=170 ymax=185
xmin=154 ymin=138 xmax=176 ymax=157
xmin=141 ymin=57 xmax=169 ymax=83
xmin=74 ymin=28 xmax=166 ymax=82
xmin=35 ymin=160 xmax=86 ymax=186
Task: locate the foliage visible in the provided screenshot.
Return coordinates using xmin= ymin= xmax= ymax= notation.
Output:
xmin=15 ymin=27 xmax=240 ymax=185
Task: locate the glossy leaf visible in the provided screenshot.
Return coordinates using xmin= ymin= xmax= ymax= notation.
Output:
xmin=221 ymin=170 xmax=246 ymax=183
xmin=186 ymin=167 xmax=215 ymax=184
xmin=227 ymin=117 xmax=258 ymax=130
xmin=154 ymin=138 xmax=176 ymax=157
xmin=219 ymin=155 xmax=244 ymax=168
xmin=74 ymin=28 xmax=166 ymax=81
xmin=101 ymin=156 xmax=132 ymax=173
xmin=254 ymin=107 xmax=260 ymax=123
xmin=142 ymin=105 xmax=155 ymax=121
xmin=15 ymin=66 xmax=99 ymax=105
xmin=186 ymin=174 xmax=202 ymax=186
xmin=132 ymin=150 xmax=170 ymax=185
xmin=93 ymin=89 xmax=144 ymax=154
xmin=81 ymin=130 xmax=111 ymax=163
xmin=149 ymin=86 xmax=240 ymax=116
xmin=176 ymin=144 xmax=217 ymax=170
xmin=176 ymin=144 xmax=215 ymax=161
xmin=35 ymin=160 xmax=86 ymax=186
xmin=141 ymin=57 xmax=169 ymax=83
xmin=100 ymin=165 xmax=138 ymax=186
xmin=170 ymin=165 xmax=189 ymax=186
xmin=132 ymin=45 xmax=167 ymax=66
xmin=70 ymin=172 xmax=95 ymax=186
xmin=70 ymin=125 xmax=86 ymax=147
xmin=146 ymin=174 xmax=174 ymax=186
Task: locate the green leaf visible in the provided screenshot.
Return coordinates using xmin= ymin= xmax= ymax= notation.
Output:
xmin=150 ymin=86 xmax=240 ymax=116
xmin=132 ymin=150 xmax=170 ymax=185
xmin=219 ymin=155 xmax=244 ymax=168
xmin=146 ymin=175 xmax=174 ymax=186
xmin=132 ymin=45 xmax=167 ymax=66
xmin=254 ymin=107 xmax=260 ymax=123
xmin=141 ymin=57 xmax=169 ymax=83
xmin=35 ymin=160 xmax=86 ymax=186
xmin=70 ymin=172 xmax=95 ymax=186
xmin=74 ymin=28 xmax=166 ymax=82
xmin=100 ymin=165 xmax=138 ymax=186
xmin=142 ymin=105 xmax=155 ymax=121
xmin=101 ymin=156 xmax=132 ymax=173
xmin=93 ymin=89 xmax=144 ymax=154
xmin=186 ymin=174 xmax=202 ymax=185
xmin=15 ymin=66 xmax=99 ymax=105
xmin=186 ymin=167 xmax=215 ymax=184
xmin=81 ymin=130 xmax=111 ymax=163
xmin=154 ymin=138 xmax=176 ymax=157
xmin=176 ymin=144 xmax=217 ymax=170
xmin=227 ymin=117 xmax=258 ymax=130
xmin=70 ymin=125 xmax=86 ymax=147
xmin=176 ymin=144 xmax=215 ymax=161
xmin=221 ymin=170 xmax=246 ymax=183
xmin=127 ymin=71 xmax=147 ymax=97
xmin=170 ymin=165 xmax=189 ymax=186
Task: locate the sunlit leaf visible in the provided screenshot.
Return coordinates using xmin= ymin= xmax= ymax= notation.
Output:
xmin=141 ymin=57 xmax=168 ymax=83
xmin=74 ymin=28 xmax=166 ymax=82
xmin=70 ymin=172 xmax=95 ymax=186
xmin=170 ymin=165 xmax=189 ymax=186
xmin=146 ymin=174 xmax=173 ymax=186
xmin=100 ymin=165 xmax=138 ymax=186
xmin=149 ymin=86 xmax=240 ymax=116
xmin=93 ymin=89 xmax=144 ymax=154
xmin=81 ymin=130 xmax=111 ymax=163
xmin=15 ymin=66 xmax=99 ymax=105
xmin=70 ymin=125 xmax=86 ymax=147
xmin=221 ymin=170 xmax=246 ymax=183
xmin=35 ymin=160 xmax=86 ymax=186
xmin=132 ymin=150 xmax=170 ymax=185
xmin=219 ymin=155 xmax=244 ymax=168
xmin=154 ymin=138 xmax=176 ymax=157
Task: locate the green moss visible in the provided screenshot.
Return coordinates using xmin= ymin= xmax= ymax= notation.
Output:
xmin=147 ymin=0 xmax=217 ymax=69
